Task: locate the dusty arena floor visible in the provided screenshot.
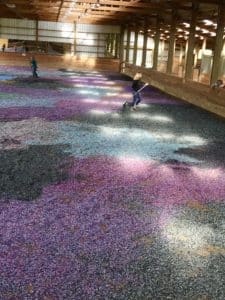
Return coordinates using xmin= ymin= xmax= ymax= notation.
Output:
xmin=0 ymin=66 xmax=225 ymax=299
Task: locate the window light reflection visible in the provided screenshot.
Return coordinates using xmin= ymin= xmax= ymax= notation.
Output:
xmin=163 ymin=217 xmax=214 ymax=259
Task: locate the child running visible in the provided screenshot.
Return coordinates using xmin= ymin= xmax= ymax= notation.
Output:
xmin=123 ymin=72 xmax=148 ymax=110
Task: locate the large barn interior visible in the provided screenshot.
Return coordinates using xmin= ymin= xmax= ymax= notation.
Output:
xmin=0 ymin=0 xmax=225 ymax=299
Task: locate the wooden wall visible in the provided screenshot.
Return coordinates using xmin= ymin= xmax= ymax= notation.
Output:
xmin=124 ymin=64 xmax=225 ymax=119
xmin=0 ymin=52 xmax=120 ymax=71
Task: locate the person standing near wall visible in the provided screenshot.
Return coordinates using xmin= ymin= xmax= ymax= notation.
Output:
xmin=30 ymin=56 xmax=38 ymax=78
xmin=211 ymin=79 xmax=224 ymax=89
xmin=2 ymin=44 xmax=6 ymax=52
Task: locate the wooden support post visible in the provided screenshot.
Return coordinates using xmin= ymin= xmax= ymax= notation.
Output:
xmin=185 ymin=2 xmax=199 ymax=81
xmin=108 ymin=33 xmax=112 ymax=56
xmin=133 ymin=30 xmax=138 ymax=65
xmin=142 ymin=23 xmax=148 ymax=68
xmin=97 ymin=33 xmax=100 ymax=57
xmin=112 ymin=34 xmax=115 ymax=55
xmin=106 ymin=34 xmax=110 ymax=54
xmin=178 ymin=43 xmax=184 ymax=77
xmin=210 ymin=1 xmax=225 ymax=85
xmin=179 ymin=43 xmax=183 ymax=65
xmin=202 ymin=38 xmax=207 ymax=53
xmin=115 ymin=34 xmax=119 ymax=58
xmin=71 ymin=21 xmax=76 ymax=56
xmin=35 ymin=19 xmax=38 ymax=52
xmin=153 ymin=18 xmax=160 ymax=70
xmin=114 ymin=33 xmax=117 ymax=57
xmin=160 ymin=40 xmax=165 ymax=61
xmin=112 ymin=34 xmax=115 ymax=56
xmin=125 ymin=29 xmax=131 ymax=62
xmin=119 ymin=26 xmax=125 ymax=61
xmin=183 ymin=39 xmax=188 ymax=77
xmin=223 ymin=39 xmax=225 ymax=55
xmin=167 ymin=11 xmax=177 ymax=74
xmin=45 ymin=42 xmax=48 ymax=54
xmin=194 ymin=45 xmax=199 ymax=66
xmin=110 ymin=34 xmax=114 ymax=55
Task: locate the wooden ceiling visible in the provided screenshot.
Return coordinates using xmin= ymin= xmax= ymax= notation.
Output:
xmin=0 ymin=0 xmax=221 ymax=25
xmin=0 ymin=0 xmax=223 ymax=44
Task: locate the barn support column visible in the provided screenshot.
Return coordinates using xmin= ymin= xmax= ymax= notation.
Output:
xmin=125 ymin=28 xmax=131 ymax=63
xmin=153 ymin=18 xmax=160 ymax=70
xmin=210 ymin=1 xmax=225 ymax=85
xmin=184 ymin=2 xmax=199 ymax=81
xmin=167 ymin=11 xmax=177 ymax=74
xmin=133 ymin=29 xmax=138 ymax=65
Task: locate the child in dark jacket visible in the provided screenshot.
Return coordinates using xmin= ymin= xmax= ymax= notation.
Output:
xmin=30 ymin=56 xmax=38 ymax=78
xmin=123 ymin=72 xmax=148 ymax=110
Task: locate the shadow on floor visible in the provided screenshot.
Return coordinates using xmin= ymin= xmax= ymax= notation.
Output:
xmin=0 ymin=144 xmax=70 ymax=201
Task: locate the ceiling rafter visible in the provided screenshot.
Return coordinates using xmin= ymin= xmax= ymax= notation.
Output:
xmin=57 ymin=0 xmax=65 ymax=21
xmin=0 ymin=0 xmax=221 ymax=28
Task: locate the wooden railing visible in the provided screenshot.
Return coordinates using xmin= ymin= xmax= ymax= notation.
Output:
xmin=124 ymin=63 xmax=225 ymax=119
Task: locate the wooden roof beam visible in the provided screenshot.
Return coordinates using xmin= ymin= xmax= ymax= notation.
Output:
xmin=8 ymin=0 xmax=194 ymax=10
xmin=57 ymin=0 xmax=65 ymax=21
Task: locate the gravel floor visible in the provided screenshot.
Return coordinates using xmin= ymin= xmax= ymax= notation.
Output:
xmin=0 ymin=66 xmax=225 ymax=300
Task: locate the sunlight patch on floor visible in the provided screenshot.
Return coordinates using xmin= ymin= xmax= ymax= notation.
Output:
xmin=74 ymin=84 xmax=122 ymax=91
xmin=150 ymin=132 xmax=176 ymax=140
xmin=101 ymin=126 xmax=122 ymax=137
xmin=93 ymin=80 xmax=116 ymax=85
xmin=178 ymin=135 xmax=207 ymax=145
xmin=191 ymin=166 xmax=224 ymax=179
xmin=150 ymin=115 xmax=174 ymax=123
xmin=89 ymin=109 xmax=109 ymax=115
xmin=78 ymin=90 xmax=100 ymax=96
xmin=117 ymin=155 xmax=152 ymax=175
xmin=82 ymin=98 xmax=99 ymax=103
xmin=162 ymin=217 xmax=214 ymax=259
xmin=100 ymin=100 xmax=121 ymax=106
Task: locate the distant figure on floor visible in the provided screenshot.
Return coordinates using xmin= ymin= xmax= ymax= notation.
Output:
xmin=211 ymin=79 xmax=224 ymax=89
xmin=2 ymin=44 xmax=6 ymax=52
xmin=30 ymin=56 xmax=38 ymax=78
xmin=123 ymin=72 xmax=148 ymax=110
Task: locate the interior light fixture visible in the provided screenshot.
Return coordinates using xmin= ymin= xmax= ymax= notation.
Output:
xmin=6 ymin=3 xmax=16 ymax=8
xmin=91 ymin=0 xmax=100 ymax=9
xmin=183 ymin=22 xmax=190 ymax=28
xmin=203 ymin=19 xmax=214 ymax=26
xmin=95 ymin=0 xmax=100 ymax=8
xmin=201 ymin=29 xmax=210 ymax=34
